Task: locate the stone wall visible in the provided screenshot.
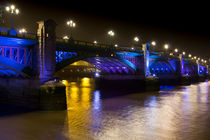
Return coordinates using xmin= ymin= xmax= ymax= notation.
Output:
xmin=0 ymin=78 xmax=40 ymax=109
xmin=0 ymin=78 xmax=66 ymax=110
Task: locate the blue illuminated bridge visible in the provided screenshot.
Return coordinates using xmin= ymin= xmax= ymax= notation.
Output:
xmin=0 ymin=20 xmax=208 ymax=82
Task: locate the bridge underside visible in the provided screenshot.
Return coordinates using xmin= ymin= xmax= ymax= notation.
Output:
xmin=55 ymin=57 xmax=137 ymax=79
xmin=149 ymin=60 xmax=178 ymax=79
xmin=85 ymin=57 xmax=136 ymax=75
xmin=0 ymin=56 xmax=28 ymax=77
xmin=183 ymin=63 xmax=197 ymax=76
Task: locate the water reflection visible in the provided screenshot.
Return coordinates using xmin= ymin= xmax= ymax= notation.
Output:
xmin=93 ymin=90 xmax=101 ymax=111
xmin=0 ymin=80 xmax=210 ymax=140
xmin=63 ymin=80 xmax=210 ymax=140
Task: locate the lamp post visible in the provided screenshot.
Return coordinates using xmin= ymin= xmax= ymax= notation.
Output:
xmin=147 ymin=41 xmax=156 ymax=52
xmin=151 ymin=41 xmax=156 ymax=47
xmin=164 ymin=44 xmax=169 ymax=54
xmin=108 ymin=30 xmax=114 ymax=46
xmin=19 ymin=28 xmax=27 ymax=34
xmin=63 ymin=36 xmax=69 ymax=40
xmin=134 ymin=36 xmax=139 ymax=42
xmin=67 ymin=20 xmax=76 ymax=39
xmin=151 ymin=41 xmax=156 ymax=46
xmin=133 ymin=36 xmax=139 ymax=50
xmin=174 ymin=48 xmax=178 ymax=57
xmin=5 ymin=4 xmax=19 ymax=30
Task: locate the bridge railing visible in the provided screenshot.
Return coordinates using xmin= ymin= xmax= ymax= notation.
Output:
xmin=0 ymin=29 xmax=37 ymax=40
xmin=56 ymin=38 xmax=141 ymax=53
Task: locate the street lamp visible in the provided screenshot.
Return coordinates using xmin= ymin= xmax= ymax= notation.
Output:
xmin=134 ymin=37 xmax=139 ymax=42
xmin=189 ymin=54 xmax=192 ymax=58
xmin=164 ymin=44 xmax=169 ymax=54
xmin=133 ymin=36 xmax=140 ymax=50
xmin=114 ymin=44 xmax=118 ymax=47
xmin=150 ymin=41 xmax=156 ymax=52
xmin=5 ymin=4 xmax=19 ymax=30
xmin=67 ymin=20 xmax=76 ymax=39
xmin=19 ymin=28 xmax=27 ymax=34
xmin=108 ymin=30 xmax=114 ymax=36
xmin=164 ymin=44 xmax=169 ymax=50
xmin=93 ymin=40 xmax=97 ymax=44
xmin=151 ymin=41 xmax=156 ymax=46
xmin=108 ymin=30 xmax=114 ymax=45
xmin=182 ymin=52 xmax=185 ymax=55
xmin=63 ymin=36 xmax=69 ymax=40
xmin=174 ymin=48 xmax=178 ymax=53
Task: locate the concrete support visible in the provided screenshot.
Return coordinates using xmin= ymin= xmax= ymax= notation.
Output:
xmin=135 ymin=56 xmax=145 ymax=75
xmin=36 ymin=19 xmax=56 ymax=82
xmin=196 ymin=60 xmax=200 ymax=75
xmin=173 ymin=59 xmax=182 ymax=77
xmin=142 ymin=43 xmax=151 ymax=77
xmin=179 ymin=54 xmax=184 ymax=75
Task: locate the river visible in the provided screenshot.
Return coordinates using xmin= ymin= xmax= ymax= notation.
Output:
xmin=0 ymin=78 xmax=210 ymax=140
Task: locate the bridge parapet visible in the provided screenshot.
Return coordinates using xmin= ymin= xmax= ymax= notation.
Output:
xmin=56 ymin=37 xmax=140 ymax=53
xmin=0 ymin=28 xmax=37 ymax=40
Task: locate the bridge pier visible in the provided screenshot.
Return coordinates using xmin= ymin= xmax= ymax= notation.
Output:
xmin=142 ymin=43 xmax=150 ymax=77
xmin=179 ymin=54 xmax=191 ymax=85
xmin=142 ymin=43 xmax=160 ymax=91
xmin=35 ymin=19 xmax=57 ymax=83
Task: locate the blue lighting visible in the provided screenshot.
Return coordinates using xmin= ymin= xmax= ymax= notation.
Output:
xmin=160 ymin=85 xmax=174 ymax=90
xmin=85 ymin=57 xmax=135 ymax=75
xmin=9 ymin=28 xmax=17 ymax=36
xmin=0 ymin=36 xmax=37 ymax=47
xmin=0 ymin=55 xmax=25 ymax=77
xmin=95 ymin=72 xmax=100 ymax=77
xmin=146 ymin=42 xmax=150 ymax=47
xmin=93 ymin=90 xmax=101 ymax=110
xmin=116 ymin=52 xmax=142 ymax=57
xmin=56 ymin=51 xmax=77 ymax=63
xmin=149 ymin=55 xmax=161 ymax=59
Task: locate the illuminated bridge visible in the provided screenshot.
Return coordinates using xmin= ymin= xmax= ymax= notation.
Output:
xmin=0 ymin=19 xmax=208 ymax=82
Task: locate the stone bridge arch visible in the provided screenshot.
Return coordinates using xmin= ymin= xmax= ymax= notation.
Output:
xmin=183 ymin=62 xmax=198 ymax=76
xmin=55 ymin=56 xmax=136 ymax=78
xmin=149 ymin=59 xmax=176 ymax=76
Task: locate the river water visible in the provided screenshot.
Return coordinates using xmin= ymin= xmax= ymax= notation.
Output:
xmin=0 ymin=78 xmax=210 ymax=140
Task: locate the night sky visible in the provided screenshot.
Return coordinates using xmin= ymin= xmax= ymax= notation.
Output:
xmin=1 ymin=0 xmax=210 ymax=59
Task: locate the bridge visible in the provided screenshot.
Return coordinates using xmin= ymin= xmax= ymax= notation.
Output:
xmin=0 ymin=19 xmax=209 ymax=83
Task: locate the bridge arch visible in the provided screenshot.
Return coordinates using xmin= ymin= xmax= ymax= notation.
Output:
xmin=183 ymin=62 xmax=197 ymax=76
xmin=150 ymin=60 xmax=176 ymax=76
xmin=55 ymin=56 xmax=136 ymax=76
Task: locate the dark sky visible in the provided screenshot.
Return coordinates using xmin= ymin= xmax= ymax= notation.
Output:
xmin=1 ymin=0 xmax=210 ymax=59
